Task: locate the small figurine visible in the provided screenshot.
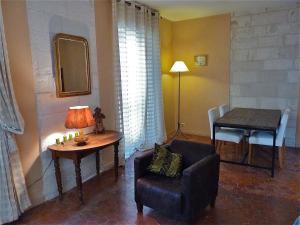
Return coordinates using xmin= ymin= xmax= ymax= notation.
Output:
xmin=93 ymin=107 xmax=106 ymax=134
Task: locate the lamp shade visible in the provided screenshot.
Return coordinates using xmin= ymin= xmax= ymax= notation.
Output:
xmin=65 ymin=106 xmax=95 ymax=129
xmin=170 ymin=61 xmax=189 ymax=72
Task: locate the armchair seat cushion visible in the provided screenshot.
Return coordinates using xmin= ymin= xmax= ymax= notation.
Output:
xmin=136 ymin=174 xmax=182 ymax=213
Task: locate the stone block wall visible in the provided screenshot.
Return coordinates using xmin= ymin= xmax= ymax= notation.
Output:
xmin=230 ymin=4 xmax=300 ymax=146
xmin=26 ymin=0 xmax=107 ymax=205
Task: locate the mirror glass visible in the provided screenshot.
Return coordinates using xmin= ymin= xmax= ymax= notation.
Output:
xmin=54 ymin=33 xmax=91 ymax=97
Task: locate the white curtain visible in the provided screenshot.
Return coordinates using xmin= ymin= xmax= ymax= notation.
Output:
xmin=0 ymin=3 xmax=31 ymax=224
xmin=112 ymin=0 xmax=166 ymax=159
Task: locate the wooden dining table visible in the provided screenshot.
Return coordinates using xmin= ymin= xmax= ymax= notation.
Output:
xmin=213 ymin=107 xmax=281 ymax=177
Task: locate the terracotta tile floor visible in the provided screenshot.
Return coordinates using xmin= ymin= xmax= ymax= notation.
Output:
xmin=12 ymin=135 xmax=300 ymax=225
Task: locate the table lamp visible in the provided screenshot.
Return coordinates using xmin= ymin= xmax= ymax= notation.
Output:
xmin=65 ymin=106 xmax=95 ymax=146
xmin=169 ymin=61 xmax=189 ymax=140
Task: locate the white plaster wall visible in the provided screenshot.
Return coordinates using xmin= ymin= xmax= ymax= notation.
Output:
xmin=230 ymin=4 xmax=300 ymax=146
xmin=26 ymin=0 xmax=111 ymax=205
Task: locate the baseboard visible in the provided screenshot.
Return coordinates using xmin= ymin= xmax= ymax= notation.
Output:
xmin=181 ymin=129 xmax=209 ymax=137
xmin=100 ymin=161 xmax=114 ymax=173
xmin=28 ymin=160 xmax=116 ymax=208
xmin=166 ymin=129 xmax=176 ymax=138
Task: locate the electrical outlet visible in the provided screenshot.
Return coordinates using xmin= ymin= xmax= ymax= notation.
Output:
xmin=180 ymin=122 xmax=185 ymax=127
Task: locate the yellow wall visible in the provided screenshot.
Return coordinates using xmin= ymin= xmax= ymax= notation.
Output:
xmin=161 ymin=14 xmax=231 ymax=137
xmin=297 ymin=87 xmax=300 ymax=147
xmin=94 ymin=0 xmax=115 ymax=165
xmin=2 ymin=0 xmax=41 ymax=188
xmin=160 ymin=18 xmax=176 ymax=136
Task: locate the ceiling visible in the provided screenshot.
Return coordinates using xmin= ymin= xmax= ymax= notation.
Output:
xmin=138 ymin=0 xmax=299 ymax=21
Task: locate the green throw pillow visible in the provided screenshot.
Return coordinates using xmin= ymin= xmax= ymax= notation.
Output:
xmin=148 ymin=143 xmax=182 ymax=178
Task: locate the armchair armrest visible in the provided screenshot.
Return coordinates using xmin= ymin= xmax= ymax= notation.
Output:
xmin=182 ymin=153 xmax=219 ymax=178
xmin=181 ymin=153 xmax=220 ymax=218
xmin=134 ymin=149 xmax=154 ymax=180
xmin=134 ymin=150 xmax=153 ymax=203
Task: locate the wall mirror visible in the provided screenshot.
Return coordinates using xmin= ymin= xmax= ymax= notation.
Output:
xmin=53 ymin=33 xmax=91 ymax=97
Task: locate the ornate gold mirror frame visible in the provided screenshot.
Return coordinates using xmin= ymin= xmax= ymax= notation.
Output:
xmin=53 ymin=33 xmax=91 ymax=97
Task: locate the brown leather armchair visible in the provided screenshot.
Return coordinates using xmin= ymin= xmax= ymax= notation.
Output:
xmin=134 ymin=139 xmax=220 ymax=221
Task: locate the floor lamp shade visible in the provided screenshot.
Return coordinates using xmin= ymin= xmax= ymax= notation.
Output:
xmin=170 ymin=61 xmax=189 ymax=73
xmin=65 ymin=106 xmax=95 ymax=129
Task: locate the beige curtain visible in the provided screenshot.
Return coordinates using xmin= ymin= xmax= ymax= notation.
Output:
xmin=0 ymin=3 xmax=31 ymax=224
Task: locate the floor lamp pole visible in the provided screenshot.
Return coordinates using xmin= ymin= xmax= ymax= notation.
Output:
xmin=177 ymin=72 xmax=181 ymax=131
xmin=169 ymin=71 xmax=187 ymax=142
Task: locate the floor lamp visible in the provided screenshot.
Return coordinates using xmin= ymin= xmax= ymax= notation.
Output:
xmin=169 ymin=61 xmax=189 ymax=141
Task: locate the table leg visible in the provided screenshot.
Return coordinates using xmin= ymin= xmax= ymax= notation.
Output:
xmin=74 ymin=156 xmax=83 ymax=203
xmin=96 ymin=150 xmax=100 ymax=176
xmin=213 ymin=124 xmax=216 ymax=147
xmin=114 ymin=142 xmax=119 ymax=179
xmin=271 ymin=130 xmax=276 ymax=177
xmin=53 ymin=155 xmax=63 ymax=200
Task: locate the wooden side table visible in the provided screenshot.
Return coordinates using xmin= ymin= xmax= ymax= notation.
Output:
xmin=48 ymin=130 xmax=122 ymax=203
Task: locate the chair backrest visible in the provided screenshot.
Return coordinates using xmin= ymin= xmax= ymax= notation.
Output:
xmin=208 ymin=107 xmax=220 ymax=139
xmin=219 ymin=104 xmax=229 ymax=117
xmin=276 ymin=108 xmax=290 ymax=146
xmin=169 ymin=139 xmax=215 ymax=169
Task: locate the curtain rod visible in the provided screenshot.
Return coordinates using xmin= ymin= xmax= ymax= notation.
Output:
xmin=117 ymin=0 xmax=159 ymax=16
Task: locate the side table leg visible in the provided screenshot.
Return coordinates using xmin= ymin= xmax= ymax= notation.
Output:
xmin=53 ymin=156 xmax=63 ymax=200
xmin=213 ymin=124 xmax=216 ymax=147
xmin=114 ymin=142 xmax=119 ymax=179
xmin=74 ymin=156 xmax=83 ymax=204
xmin=96 ymin=150 xmax=100 ymax=176
xmin=271 ymin=130 xmax=276 ymax=177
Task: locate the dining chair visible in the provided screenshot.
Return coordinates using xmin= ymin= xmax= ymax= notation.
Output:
xmin=208 ymin=107 xmax=244 ymax=155
xmin=248 ymin=108 xmax=290 ymax=168
xmin=219 ymin=104 xmax=230 ymax=117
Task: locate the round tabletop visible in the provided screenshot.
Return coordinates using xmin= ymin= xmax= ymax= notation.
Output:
xmin=48 ymin=130 xmax=122 ymax=152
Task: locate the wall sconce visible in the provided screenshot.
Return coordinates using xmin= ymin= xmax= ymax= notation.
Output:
xmin=194 ymin=55 xmax=208 ymax=66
